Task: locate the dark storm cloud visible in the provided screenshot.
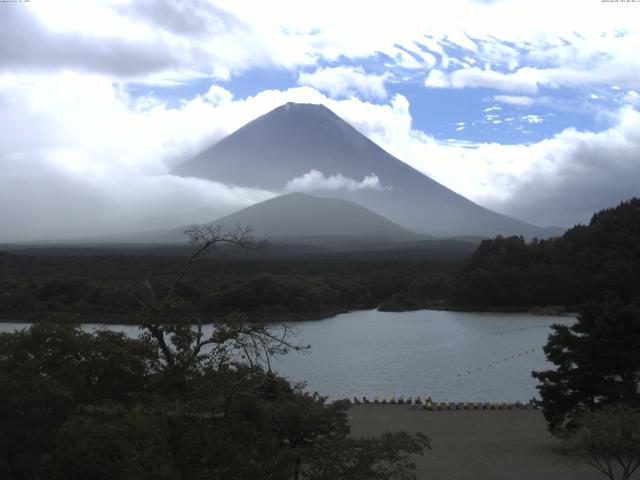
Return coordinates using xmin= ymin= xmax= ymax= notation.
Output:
xmin=0 ymin=2 xmax=267 ymax=79
xmin=499 ymin=113 xmax=640 ymax=227
xmin=115 ymin=0 xmax=245 ymax=38
xmin=0 ymin=5 xmax=175 ymax=76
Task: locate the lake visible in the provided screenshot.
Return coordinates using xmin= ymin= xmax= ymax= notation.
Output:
xmin=0 ymin=309 xmax=572 ymax=402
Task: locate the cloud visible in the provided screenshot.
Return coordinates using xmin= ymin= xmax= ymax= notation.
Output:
xmin=3 ymin=0 xmax=640 ymax=239
xmin=429 ymin=67 xmax=541 ymax=94
xmin=521 ymin=114 xmax=543 ymax=124
xmin=426 ymin=63 xmax=640 ymax=94
xmin=0 ymin=4 xmax=175 ymax=77
xmin=493 ymin=108 xmax=640 ymax=226
xmin=3 ymin=0 xmax=640 ymax=95
xmin=0 ymin=69 xmax=413 ymax=241
xmin=0 ymin=148 xmax=275 ymax=242
xmin=284 ymin=170 xmax=388 ymax=193
xmin=1 ymin=69 xmax=638 ymax=238
xmin=624 ymin=90 xmax=640 ymax=106
xmin=0 ymin=1 xmax=309 ymax=82
xmin=0 ymin=72 xmax=279 ymax=242
xmin=494 ymin=95 xmax=535 ymax=106
xmin=424 ymin=70 xmax=449 ymax=88
xmin=298 ymin=66 xmax=388 ymax=99
xmin=115 ymin=0 xmax=238 ymax=37
xmin=380 ymin=107 xmax=640 ymax=227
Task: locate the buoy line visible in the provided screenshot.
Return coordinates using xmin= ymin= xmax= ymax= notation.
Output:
xmin=455 ymin=347 xmax=537 ymax=378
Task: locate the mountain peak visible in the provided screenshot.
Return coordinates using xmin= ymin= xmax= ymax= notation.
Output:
xmin=279 ymin=191 xmax=313 ymax=199
xmin=174 ymin=103 xmax=554 ymax=238
xmin=274 ymin=102 xmax=337 ymax=121
xmin=281 ymin=101 xmax=332 ymax=111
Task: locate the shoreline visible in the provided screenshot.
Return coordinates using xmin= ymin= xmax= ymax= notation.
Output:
xmin=379 ymin=303 xmax=577 ymax=317
xmin=0 ymin=304 xmax=576 ymax=325
xmin=0 ymin=309 xmax=350 ymax=325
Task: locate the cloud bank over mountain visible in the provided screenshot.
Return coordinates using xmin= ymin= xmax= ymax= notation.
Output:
xmin=1 ymin=0 xmax=639 ymax=241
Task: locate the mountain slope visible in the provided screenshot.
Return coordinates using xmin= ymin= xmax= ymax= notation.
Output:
xmin=174 ymin=102 xmax=558 ymax=238
xmin=166 ymin=192 xmax=421 ymax=244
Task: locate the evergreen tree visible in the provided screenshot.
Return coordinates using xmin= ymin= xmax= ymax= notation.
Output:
xmin=533 ymin=300 xmax=640 ymax=433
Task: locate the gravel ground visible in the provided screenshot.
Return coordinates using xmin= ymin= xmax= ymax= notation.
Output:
xmin=348 ymin=405 xmax=603 ymax=480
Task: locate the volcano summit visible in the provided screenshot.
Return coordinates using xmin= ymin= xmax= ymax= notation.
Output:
xmin=175 ymin=102 xmax=557 ymax=238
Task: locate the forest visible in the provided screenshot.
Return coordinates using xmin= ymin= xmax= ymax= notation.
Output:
xmin=2 ymin=198 xmax=640 ymax=321
xmin=0 ymin=246 xmax=461 ymax=322
xmin=451 ymin=198 xmax=640 ymax=309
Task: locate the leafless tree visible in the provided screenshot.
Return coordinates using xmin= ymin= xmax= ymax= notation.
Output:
xmin=118 ymin=223 xmax=304 ymax=376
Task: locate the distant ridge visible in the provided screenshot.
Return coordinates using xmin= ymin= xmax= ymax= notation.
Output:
xmin=174 ymin=102 xmax=560 ymax=238
xmin=165 ymin=192 xmax=422 ymax=245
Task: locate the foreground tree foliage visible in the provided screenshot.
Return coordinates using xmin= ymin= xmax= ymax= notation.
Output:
xmin=0 ymin=224 xmax=429 ymax=480
xmin=532 ymin=300 xmax=640 ymax=434
xmin=569 ymin=406 xmax=640 ymax=480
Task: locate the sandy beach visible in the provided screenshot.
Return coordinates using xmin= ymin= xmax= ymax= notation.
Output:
xmin=349 ymin=405 xmax=601 ymax=480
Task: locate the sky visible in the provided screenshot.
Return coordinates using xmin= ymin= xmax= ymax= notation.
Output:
xmin=1 ymin=0 xmax=640 ymax=241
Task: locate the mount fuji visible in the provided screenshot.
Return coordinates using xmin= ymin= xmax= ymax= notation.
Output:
xmin=174 ymin=102 xmax=559 ymax=239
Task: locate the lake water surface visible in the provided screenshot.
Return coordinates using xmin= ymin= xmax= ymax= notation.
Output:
xmin=0 ymin=309 xmax=573 ymax=402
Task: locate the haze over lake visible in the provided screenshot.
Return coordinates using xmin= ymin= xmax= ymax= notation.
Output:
xmin=0 ymin=310 xmax=572 ymax=403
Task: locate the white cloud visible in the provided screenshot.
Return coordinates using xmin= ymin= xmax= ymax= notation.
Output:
xmin=298 ymin=66 xmax=388 ymax=99
xmin=521 ymin=114 xmax=543 ymax=124
xmin=0 ymin=147 xmax=276 ymax=242
xmin=2 ymin=0 xmax=640 ymax=95
xmin=0 ymin=72 xmax=281 ymax=241
xmin=445 ymin=67 xmax=540 ymax=93
xmin=284 ymin=170 xmax=388 ymax=193
xmin=624 ymin=90 xmax=640 ymax=106
xmin=494 ymin=95 xmax=535 ymax=106
xmin=0 ymin=0 xmax=640 ymax=96
xmin=424 ymin=69 xmax=449 ymax=88
xmin=428 ymin=63 xmax=640 ymax=94
xmin=400 ymin=43 xmax=437 ymax=68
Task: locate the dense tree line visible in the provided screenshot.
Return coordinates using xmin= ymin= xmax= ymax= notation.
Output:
xmin=451 ymin=198 xmax=640 ymax=308
xmin=0 ymin=250 xmax=458 ymax=321
xmin=3 ymin=198 xmax=639 ymax=319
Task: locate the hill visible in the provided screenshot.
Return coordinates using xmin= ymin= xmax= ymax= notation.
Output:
xmin=450 ymin=197 xmax=640 ymax=308
xmin=174 ymin=102 xmax=558 ymax=238
xmin=165 ymin=192 xmax=423 ymax=247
